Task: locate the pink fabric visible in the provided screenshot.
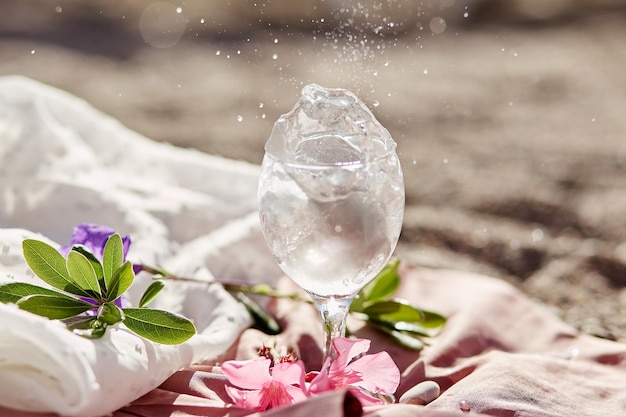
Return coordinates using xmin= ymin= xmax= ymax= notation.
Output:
xmin=5 ymin=266 xmax=626 ymax=416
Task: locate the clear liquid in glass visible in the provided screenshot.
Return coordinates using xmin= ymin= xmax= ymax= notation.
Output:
xmin=257 ymin=84 xmax=405 ymax=361
xmin=259 ymin=134 xmax=404 ymax=297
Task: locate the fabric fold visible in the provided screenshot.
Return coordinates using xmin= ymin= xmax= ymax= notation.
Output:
xmin=115 ymin=268 xmax=626 ymax=417
xmin=0 ymin=226 xmax=252 ymax=417
xmin=0 ymin=76 xmax=278 ymax=416
xmin=0 ymin=302 xmax=192 ymax=416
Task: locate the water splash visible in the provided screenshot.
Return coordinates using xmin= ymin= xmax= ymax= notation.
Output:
xmin=139 ymin=2 xmax=186 ymax=48
xmin=264 ymin=84 xmax=395 ymax=165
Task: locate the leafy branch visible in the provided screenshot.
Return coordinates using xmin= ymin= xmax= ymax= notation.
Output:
xmin=2 ymin=227 xmax=445 ymax=350
xmin=0 ymin=235 xmax=196 ymax=345
xmin=350 ymin=260 xmax=446 ymax=350
xmin=146 ymin=260 xmax=446 ymax=350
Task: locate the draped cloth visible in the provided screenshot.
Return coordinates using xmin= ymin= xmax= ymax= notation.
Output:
xmin=116 ymin=266 xmax=626 ymax=417
xmin=0 ymin=75 xmax=272 ymax=416
xmin=1 ymin=77 xmax=625 ymax=417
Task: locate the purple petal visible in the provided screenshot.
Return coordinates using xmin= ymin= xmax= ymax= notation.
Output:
xmin=60 ymin=223 xmax=132 ymax=263
xmin=113 ymin=296 xmax=129 ymax=308
xmin=121 ymin=235 xmax=132 ymax=260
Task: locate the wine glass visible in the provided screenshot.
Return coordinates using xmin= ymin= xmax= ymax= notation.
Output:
xmin=257 ymin=84 xmax=404 ymax=364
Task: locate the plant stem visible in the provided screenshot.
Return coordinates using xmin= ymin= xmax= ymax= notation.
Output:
xmin=143 ymin=265 xmax=312 ymax=303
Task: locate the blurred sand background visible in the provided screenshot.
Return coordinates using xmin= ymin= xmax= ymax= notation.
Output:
xmin=1 ymin=0 xmax=626 ymax=341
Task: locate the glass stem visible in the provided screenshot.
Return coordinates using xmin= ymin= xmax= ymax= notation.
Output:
xmin=310 ymin=294 xmax=355 ymax=365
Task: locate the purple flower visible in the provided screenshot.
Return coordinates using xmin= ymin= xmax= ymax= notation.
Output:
xmin=60 ymin=223 xmax=131 ymax=262
xmin=61 ymin=224 xmax=134 ymax=307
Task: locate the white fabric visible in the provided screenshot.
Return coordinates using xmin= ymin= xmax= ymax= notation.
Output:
xmin=0 ymin=76 xmax=281 ymax=416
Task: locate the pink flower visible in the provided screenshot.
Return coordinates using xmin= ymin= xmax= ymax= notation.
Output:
xmin=309 ymin=337 xmax=400 ymax=406
xmin=222 ymin=357 xmax=308 ymax=411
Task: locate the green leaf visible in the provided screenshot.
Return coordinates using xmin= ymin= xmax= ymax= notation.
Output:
xmin=362 ymin=299 xmax=446 ymax=329
xmin=102 ymin=234 xmax=123 ymax=291
xmin=88 ymin=321 xmax=108 ymax=339
xmin=22 ymin=239 xmax=87 ymax=296
xmin=17 ymin=294 xmax=95 ymax=319
xmin=98 ymin=302 xmax=125 ymax=325
xmin=414 ymin=309 xmax=446 ymax=329
xmin=362 ymin=299 xmax=423 ymax=321
xmin=371 ymin=323 xmax=426 ymax=351
xmin=233 ymin=291 xmax=281 ymax=335
xmin=106 ymin=261 xmax=134 ymax=301
xmin=67 ymin=251 xmax=102 ymax=300
xmin=366 ymin=316 xmax=432 ymax=337
xmin=0 ymin=282 xmax=75 ymax=304
xmin=71 ymin=319 xmax=108 ymax=339
xmin=122 ymin=307 xmax=196 ymax=345
xmin=71 ymin=246 xmax=104 ymax=283
xmin=352 ymin=260 xmax=400 ymax=311
xmin=63 ymin=315 xmax=97 ymax=330
xmin=138 ymin=280 xmax=165 ymax=308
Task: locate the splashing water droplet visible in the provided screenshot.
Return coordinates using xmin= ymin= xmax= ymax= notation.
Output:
xmin=237 ymin=115 xmax=243 ymax=122
xmin=423 ymin=69 xmax=428 ymax=75
xmin=259 ymin=102 xmax=264 ymax=109
xmin=139 ymin=2 xmax=186 ymax=48
xmin=429 ymin=17 xmax=447 ymax=34
xmin=215 ymin=50 xmax=221 ymax=56
xmin=55 ymin=6 xmax=63 ymax=13
xmin=274 ymin=38 xmax=279 ymax=44
xmin=272 ymin=53 xmax=278 ymax=60
xmin=459 ymin=401 xmax=470 ymax=412
xmin=30 ymin=50 xmax=36 ymax=55
xmin=372 ymin=100 xmax=380 ymax=107
xmin=443 ymin=158 xmax=448 ymax=164
xmin=200 ymin=18 xmax=205 ymax=24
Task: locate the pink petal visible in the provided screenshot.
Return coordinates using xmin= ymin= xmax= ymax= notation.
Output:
xmin=272 ymin=360 xmax=307 ymax=388
xmin=346 ymin=351 xmax=400 ymax=394
xmin=222 ymin=358 xmax=271 ymax=389
xmin=332 ymin=337 xmax=370 ymax=368
xmin=258 ymin=380 xmax=308 ymax=410
xmin=284 ymin=383 xmax=310 ymax=404
xmin=224 ymin=386 xmax=264 ymax=411
xmin=308 ymin=366 xmax=334 ymax=394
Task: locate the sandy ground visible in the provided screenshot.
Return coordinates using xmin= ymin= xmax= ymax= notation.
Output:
xmin=1 ymin=1 xmax=626 ymax=341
